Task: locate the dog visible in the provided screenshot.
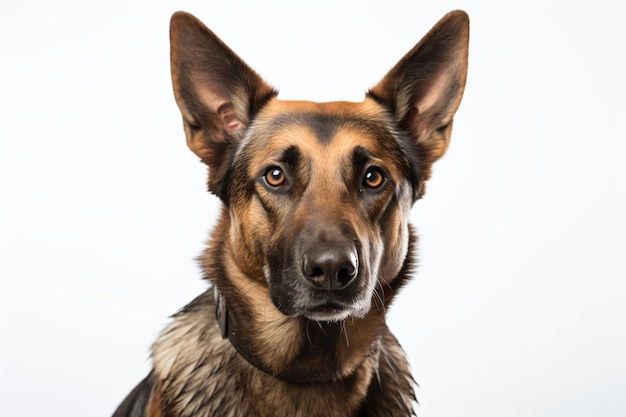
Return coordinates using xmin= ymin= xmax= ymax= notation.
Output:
xmin=113 ymin=9 xmax=468 ymax=417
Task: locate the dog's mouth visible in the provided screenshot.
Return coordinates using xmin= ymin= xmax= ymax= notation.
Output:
xmin=302 ymin=300 xmax=356 ymax=322
xmin=265 ymin=272 xmax=374 ymax=322
xmin=264 ymin=265 xmax=374 ymax=322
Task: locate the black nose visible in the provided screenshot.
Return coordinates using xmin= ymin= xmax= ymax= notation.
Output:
xmin=302 ymin=244 xmax=358 ymax=290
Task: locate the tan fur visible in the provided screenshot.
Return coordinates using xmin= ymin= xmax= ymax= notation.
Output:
xmin=222 ymin=248 xmax=303 ymax=368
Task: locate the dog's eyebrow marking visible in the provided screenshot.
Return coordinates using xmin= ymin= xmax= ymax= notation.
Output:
xmin=279 ymin=145 xmax=302 ymax=168
xmin=351 ymin=146 xmax=375 ymax=169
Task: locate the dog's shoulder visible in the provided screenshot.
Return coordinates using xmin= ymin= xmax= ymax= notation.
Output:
xmin=151 ymin=290 xmax=234 ymax=385
xmin=359 ymin=327 xmax=416 ymax=416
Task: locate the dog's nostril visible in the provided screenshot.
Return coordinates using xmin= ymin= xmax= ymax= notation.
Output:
xmin=311 ymin=267 xmax=324 ymax=277
xmin=337 ymin=265 xmax=356 ymax=279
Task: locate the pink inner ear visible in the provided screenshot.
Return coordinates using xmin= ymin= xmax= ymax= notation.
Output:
xmin=415 ymin=72 xmax=447 ymax=116
xmin=217 ymin=103 xmax=245 ymax=132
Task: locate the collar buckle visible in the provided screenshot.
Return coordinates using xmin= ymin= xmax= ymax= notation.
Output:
xmin=214 ymin=286 xmax=228 ymax=339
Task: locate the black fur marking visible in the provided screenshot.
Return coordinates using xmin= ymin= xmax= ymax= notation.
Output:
xmin=351 ymin=146 xmax=374 ymax=166
xmin=265 ymin=112 xmax=397 ymax=147
xmin=300 ymin=113 xmax=339 ymax=144
xmin=350 ymin=146 xmax=376 ymax=179
xmin=279 ymin=145 xmax=302 ymax=168
xmin=112 ymin=372 xmax=154 ymax=417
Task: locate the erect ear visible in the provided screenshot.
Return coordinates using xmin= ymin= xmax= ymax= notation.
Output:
xmin=368 ymin=10 xmax=469 ymax=199
xmin=170 ymin=11 xmax=278 ymax=196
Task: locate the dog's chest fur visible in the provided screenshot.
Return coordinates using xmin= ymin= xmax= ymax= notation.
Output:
xmin=152 ymin=290 xmax=414 ymax=417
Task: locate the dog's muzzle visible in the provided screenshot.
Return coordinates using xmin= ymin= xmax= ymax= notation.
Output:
xmin=265 ymin=219 xmax=375 ymax=322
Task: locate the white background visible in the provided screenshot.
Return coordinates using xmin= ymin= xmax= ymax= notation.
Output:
xmin=2 ymin=1 xmax=625 ymax=416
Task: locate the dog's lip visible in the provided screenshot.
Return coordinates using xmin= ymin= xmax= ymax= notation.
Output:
xmin=302 ymin=290 xmax=358 ymax=309
xmin=302 ymin=302 xmax=351 ymax=322
xmin=305 ymin=300 xmax=347 ymax=312
xmin=299 ymin=299 xmax=358 ymax=322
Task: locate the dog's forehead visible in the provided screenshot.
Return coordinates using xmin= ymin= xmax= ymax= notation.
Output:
xmin=241 ymin=98 xmax=399 ymax=169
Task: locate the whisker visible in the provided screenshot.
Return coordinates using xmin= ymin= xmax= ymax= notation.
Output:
xmin=305 ymin=320 xmax=313 ymax=347
xmin=341 ymin=320 xmax=350 ymax=348
xmin=373 ymin=280 xmax=387 ymax=313
xmin=379 ymin=275 xmax=393 ymax=290
xmin=316 ymin=320 xmax=328 ymax=335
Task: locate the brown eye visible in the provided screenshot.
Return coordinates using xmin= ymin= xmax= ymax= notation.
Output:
xmin=364 ymin=168 xmax=384 ymax=189
xmin=265 ymin=167 xmax=286 ymax=187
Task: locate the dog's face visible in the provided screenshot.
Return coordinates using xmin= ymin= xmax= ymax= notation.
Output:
xmin=169 ymin=11 xmax=469 ymax=322
xmin=228 ymin=100 xmax=415 ymax=321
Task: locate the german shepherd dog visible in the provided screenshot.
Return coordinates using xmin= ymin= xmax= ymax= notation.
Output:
xmin=114 ymin=9 xmax=468 ymax=417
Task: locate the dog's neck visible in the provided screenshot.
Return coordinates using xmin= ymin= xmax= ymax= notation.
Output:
xmin=213 ymin=284 xmax=381 ymax=383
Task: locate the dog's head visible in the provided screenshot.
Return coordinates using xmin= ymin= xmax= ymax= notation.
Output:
xmin=169 ymin=12 xmax=469 ymax=322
